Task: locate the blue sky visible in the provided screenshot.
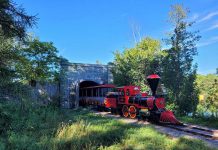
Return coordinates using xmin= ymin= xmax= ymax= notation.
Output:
xmin=16 ymin=0 xmax=218 ymax=74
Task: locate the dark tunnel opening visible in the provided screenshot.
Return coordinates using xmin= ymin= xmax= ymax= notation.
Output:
xmin=79 ymin=81 xmax=99 ymax=88
xmin=79 ymin=81 xmax=99 ymax=97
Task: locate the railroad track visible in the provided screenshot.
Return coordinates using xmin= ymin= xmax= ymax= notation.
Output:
xmin=93 ymin=110 xmax=218 ymax=140
xmin=159 ymin=123 xmax=218 ymax=140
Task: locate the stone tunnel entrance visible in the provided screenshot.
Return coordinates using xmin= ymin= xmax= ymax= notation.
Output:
xmin=60 ymin=61 xmax=113 ymax=108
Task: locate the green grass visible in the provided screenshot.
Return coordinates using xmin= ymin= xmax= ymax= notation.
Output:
xmin=0 ymin=102 xmax=217 ymax=150
xmin=178 ymin=116 xmax=218 ymax=129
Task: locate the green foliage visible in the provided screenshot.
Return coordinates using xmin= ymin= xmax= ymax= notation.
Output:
xmin=112 ymin=37 xmax=162 ymax=90
xmin=196 ymin=74 xmax=218 ymax=95
xmin=0 ymin=102 xmax=214 ymax=150
xmin=0 ymin=0 xmax=36 ymax=39
xmin=196 ymin=74 xmax=218 ymax=117
xmin=207 ymin=79 xmax=218 ymax=116
xmin=0 ymin=35 xmax=59 ymax=102
xmin=16 ymin=37 xmax=60 ymax=84
xmin=161 ymin=4 xmax=200 ymax=115
xmin=165 ymin=101 xmax=178 ymax=112
xmin=178 ymin=115 xmax=218 ymax=129
xmin=0 ymin=35 xmax=31 ymax=102
xmin=0 ymin=103 xmax=12 ymax=134
xmin=0 ymin=0 xmax=37 ymax=98
xmin=0 ymin=34 xmax=17 ymax=87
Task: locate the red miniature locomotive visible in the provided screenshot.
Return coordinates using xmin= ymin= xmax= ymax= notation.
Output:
xmin=79 ymin=74 xmax=181 ymax=124
xmin=104 ymin=74 xmax=181 ymax=124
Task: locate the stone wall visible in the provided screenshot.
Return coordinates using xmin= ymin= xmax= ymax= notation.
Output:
xmin=0 ymin=82 xmax=59 ymax=105
xmin=60 ymin=59 xmax=113 ymax=108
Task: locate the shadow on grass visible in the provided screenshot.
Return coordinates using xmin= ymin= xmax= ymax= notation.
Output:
xmin=1 ymin=104 xmax=215 ymax=150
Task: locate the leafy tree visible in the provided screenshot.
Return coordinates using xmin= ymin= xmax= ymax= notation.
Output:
xmin=196 ymin=74 xmax=218 ymax=117
xmin=0 ymin=34 xmax=33 ymax=104
xmin=0 ymin=0 xmax=36 ymax=39
xmin=112 ymin=37 xmax=162 ymax=91
xmin=0 ymin=0 xmax=36 ymax=89
xmin=207 ymin=79 xmax=218 ymax=117
xmin=16 ymin=37 xmax=60 ymax=86
xmin=162 ymin=4 xmax=200 ymax=115
xmin=0 ymin=34 xmax=17 ymax=87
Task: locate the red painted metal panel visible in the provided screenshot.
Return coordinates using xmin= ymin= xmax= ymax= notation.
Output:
xmin=105 ymin=98 xmax=117 ymax=108
xmin=155 ymin=97 xmax=165 ymax=109
xmin=147 ymin=74 xmax=160 ymax=79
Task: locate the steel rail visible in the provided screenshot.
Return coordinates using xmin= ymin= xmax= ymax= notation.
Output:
xmin=92 ymin=109 xmax=218 ymax=140
xmin=163 ymin=123 xmax=218 ymax=140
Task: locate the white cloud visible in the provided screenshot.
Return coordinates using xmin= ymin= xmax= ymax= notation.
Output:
xmin=198 ymin=11 xmax=218 ymax=23
xmin=205 ymin=22 xmax=218 ymax=31
xmin=189 ymin=13 xmax=199 ymax=21
xmin=197 ymin=36 xmax=218 ymax=47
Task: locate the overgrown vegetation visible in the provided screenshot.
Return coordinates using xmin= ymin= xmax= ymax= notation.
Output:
xmin=178 ymin=115 xmax=218 ymax=129
xmin=196 ymin=74 xmax=218 ymax=118
xmin=0 ymin=102 xmax=216 ymax=150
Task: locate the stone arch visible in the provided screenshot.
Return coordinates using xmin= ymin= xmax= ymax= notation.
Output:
xmin=60 ymin=60 xmax=113 ymax=108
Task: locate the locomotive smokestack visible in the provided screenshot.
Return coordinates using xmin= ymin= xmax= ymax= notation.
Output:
xmin=147 ymin=74 xmax=160 ymax=96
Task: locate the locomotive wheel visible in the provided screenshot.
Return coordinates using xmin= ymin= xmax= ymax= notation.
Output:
xmin=129 ymin=106 xmax=137 ymax=119
xmin=122 ymin=105 xmax=129 ymax=118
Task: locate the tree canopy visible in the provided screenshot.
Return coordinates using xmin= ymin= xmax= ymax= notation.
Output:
xmin=16 ymin=37 xmax=60 ymax=86
xmin=161 ymin=4 xmax=200 ymax=115
xmin=112 ymin=37 xmax=162 ymax=91
xmin=0 ymin=0 xmax=37 ymax=88
xmin=0 ymin=0 xmax=36 ymax=39
xmin=196 ymin=74 xmax=218 ymax=117
xmin=0 ymin=34 xmax=17 ymax=87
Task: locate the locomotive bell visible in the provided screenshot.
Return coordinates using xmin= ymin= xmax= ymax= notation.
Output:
xmin=147 ymin=74 xmax=160 ymax=96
